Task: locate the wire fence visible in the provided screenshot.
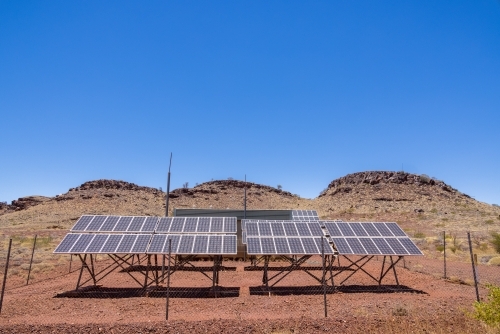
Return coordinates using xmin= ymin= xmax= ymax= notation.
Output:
xmin=0 ymin=231 xmax=498 ymax=328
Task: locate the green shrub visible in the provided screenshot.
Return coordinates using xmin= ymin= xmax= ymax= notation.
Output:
xmin=414 ymin=231 xmax=426 ymax=238
xmin=491 ymin=233 xmax=500 ymax=254
xmin=471 ymin=284 xmax=500 ymax=329
xmin=435 ymin=245 xmax=444 ymax=252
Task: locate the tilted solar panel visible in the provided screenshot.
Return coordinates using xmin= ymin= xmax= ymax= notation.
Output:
xmin=246 ymin=236 xmax=334 ymax=255
xmin=53 ymin=233 xmax=152 ymax=254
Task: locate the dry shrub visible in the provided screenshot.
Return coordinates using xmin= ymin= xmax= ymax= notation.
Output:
xmin=488 ymin=257 xmax=500 ymax=266
xmin=471 ymin=284 xmax=500 ymax=330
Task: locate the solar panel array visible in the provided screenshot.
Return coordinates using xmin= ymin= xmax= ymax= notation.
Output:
xmin=148 ymin=234 xmax=237 ymax=255
xmin=246 ymin=237 xmax=334 ymax=255
xmin=291 ymin=210 xmax=319 ymax=221
xmin=72 ymin=215 xmax=159 ymax=233
xmin=322 ymin=221 xmax=422 ymax=256
xmin=156 ymin=217 xmax=236 ymax=234
xmin=55 ymin=215 xmax=238 ymax=255
xmin=54 ymin=233 xmax=152 ymax=254
xmin=244 ymin=221 xmax=325 ymax=239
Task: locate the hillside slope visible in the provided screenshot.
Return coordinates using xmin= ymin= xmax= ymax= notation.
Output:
xmin=1 ymin=172 xmax=499 ymax=236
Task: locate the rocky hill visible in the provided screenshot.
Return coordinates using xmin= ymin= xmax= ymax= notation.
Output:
xmin=0 ymin=172 xmax=499 ymax=236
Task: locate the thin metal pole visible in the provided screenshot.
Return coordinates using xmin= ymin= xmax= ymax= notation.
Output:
xmin=467 ymin=232 xmax=480 ymax=302
xmin=443 ymin=231 xmax=447 ymax=279
xmin=244 ymin=175 xmax=247 ymax=219
xmin=166 ymin=239 xmax=172 ymax=320
xmin=322 ymin=238 xmax=327 ymax=318
xmin=26 ymin=235 xmax=37 ymax=285
xmin=69 ymin=254 xmax=73 ymax=273
xmin=0 ymin=239 xmax=13 ymax=314
xmin=162 ymin=255 xmax=165 ymax=283
xmin=165 ymin=153 xmax=172 ymax=217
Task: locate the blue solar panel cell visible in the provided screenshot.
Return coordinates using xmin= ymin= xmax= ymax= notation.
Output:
xmin=211 ymin=218 xmax=223 ymax=232
xmin=100 ymin=216 xmax=120 ymax=232
xmin=208 ymin=235 xmax=222 ymax=253
xmin=164 ymin=235 xmax=181 ymax=253
xmin=301 ymin=238 xmax=318 ymax=254
xmin=337 ymin=223 xmax=356 ymax=236
xmin=222 ymin=235 xmax=237 ymax=254
xmin=398 ymin=238 xmax=423 ymax=255
xmin=358 ymin=238 xmax=380 ymax=254
xmin=283 ymin=224 xmax=299 ymax=236
xmin=295 ymin=223 xmax=311 ymax=236
xmin=385 ymin=238 xmax=408 ymax=255
xmin=360 ymin=223 xmax=380 ymax=236
xmin=288 ymin=238 xmax=304 ymax=254
xmin=385 ymin=223 xmax=407 ymax=237
xmin=149 ymin=235 xmax=167 ymax=253
xmin=127 ymin=217 xmax=145 ymax=232
xmin=373 ymin=223 xmax=393 ymax=236
xmin=260 ymin=237 xmax=276 ymax=254
xmin=331 ymin=238 xmax=353 ymax=254
xmin=259 ymin=223 xmax=272 ymax=236
xmin=193 ymin=235 xmax=208 ymax=253
xmin=178 ymin=235 xmax=195 ymax=254
xmin=54 ymin=234 xmax=81 ymax=253
xmin=324 ymin=223 xmax=342 ymax=236
xmin=72 ymin=216 xmax=94 ymax=231
xmin=345 ymin=238 xmax=367 ymax=254
xmin=372 ymin=238 xmax=393 ymax=254
xmin=86 ymin=216 xmax=106 ymax=231
xmin=71 ymin=234 xmax=95 ymax=253
xmin=113 ymin=217 xmax=132 ymax=232
xmin=101 ymin=235 xmax=123 ymax=253
xmin=141 ymin=217 xmax=158 ymax=232
xmin=197 ymin=217 xmax=211 ymax=232
xmin=116 ymin=235 xmax=137 ymax=253
xmin=169 ymin=218 xmax=185 ymax=233
xmin=270 ymin=223 xmax=285 ymax=236
xmin=350 ymin=223 xmax=368 ymax=236
xmin=156 ymin=218 xmax=173 ymax=233
xmin=247 ymin=237 xmax=261 ymax=254
xmin=274 ymin=238 xmax=290 ymax=254
xmin=86 ymin=234 xmax=109 ymax=253
xmin=223 ymin=218 xmax=237 ymax=233
xmin=131 ymin=235 xmax=151 ymax=253
xmin=246 ymin=222 xmax=259 ymax=236
xmin=307 ymin=223 xmax=324 ymax=236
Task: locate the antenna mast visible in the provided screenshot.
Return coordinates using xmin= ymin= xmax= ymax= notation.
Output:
xmin=165 ymin=153 xmax=172 ymax=217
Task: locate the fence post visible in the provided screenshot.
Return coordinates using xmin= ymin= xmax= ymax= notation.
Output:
xmin=26 ymin=235 xmax=37 ymax=285
xmin=69 ymin=254 xmax=73 ymax=273
xmin=322 ymin=238 xmax=327 ymax=318
xmin=166 ymin=239 xmax=172 ymax=320
xmin=443 ymin=231 xmax=447 ymax=279
xmin=0 ymin=239 xmax=13 ymax=314
xmin=467 ymin=232 xmax=480 ymax=302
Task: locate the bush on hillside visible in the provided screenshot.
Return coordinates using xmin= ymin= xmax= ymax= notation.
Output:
xmin=471 ymin=284 xmax=500 ymax=330
xmin=491 ymin=232 xmax=500 ymax=254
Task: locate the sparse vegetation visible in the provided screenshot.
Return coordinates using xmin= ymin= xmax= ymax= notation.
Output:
xmin=471 ymin=284 xmax=500 ymax=330
xmin=485 ymin=219 xmax=494 ymax=225
xmin=414 ymin=231 xmax=426 ymax=238
xmin=182 ymin=182 xmax=189 ymax=189
xmin=277 ymin=185 xmax=282 ymax=190
xmin=392 ymin=306 xmax=408 ymax=316
xmin=491 ymin=232 xmax=500 ymax=254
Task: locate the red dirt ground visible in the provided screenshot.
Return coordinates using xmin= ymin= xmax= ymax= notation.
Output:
xmin=0 ymin=255 xmax=497 ymax=333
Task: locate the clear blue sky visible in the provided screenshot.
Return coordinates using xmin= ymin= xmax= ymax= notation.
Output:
xmin=1 ymin=1 xmax=499 ymax=205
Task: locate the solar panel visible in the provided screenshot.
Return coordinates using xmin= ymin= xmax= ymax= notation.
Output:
xmin=324 ymin=222 xmax=342 ymax=236
xmin=385 ymin=222 xmax=407 ymax=237
xmin=295 ymin=223 xmax=312 ymax=236
xmin=270 ymin=223 xmax=286 ymax=236
xmin=274 ymin=238 xmax=290 ymax=254
xmin=71 ymin=215 xmax=94 ymax=231
xmin=350 ymin=223 xmax=368 ymax=236
xmin=246 ymin=237 xmax=334 ymax=255
xmin=398 ymin=237 xmax=423 ymax=255
xmin=193 ymin=235 xmax=209 ymax=254
xmin=283 ymin=223 xmax=299 ymax=236
xmin=360 ymin=223 xmax=380 ymax=236
xmin=331 ymin=237 xmax=353 ymax=254
xmin=141 ymin=216 xmax=158 ymax=232
xmin=222 ymin=235 xmax=237 ymax=254
xmin=100 ymin=216 xmax=120 ymax=231
xmin=292 ymin=210 xmax=319 ymax=221
xmin=127 ymin=217 xmax=145 ymax=232
xmin=113 ymin=217 xmax=133 ymax=232
xmin=54 ymin=234 xmax=81 ymax=253
xmin=154 ymin=217 xmax=236 ymax=234
xmin=197 ymin=217 xmax=211 ymax=233
xmin=259 ymin=223 xmax=272 ymax=236
xmin=288 ymin=238 xmax=304 ymax=254
xmin=208 ymin=235 xmax=222 ymax=253
xmin=53 ymin=233 xmax=152 ymax=254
